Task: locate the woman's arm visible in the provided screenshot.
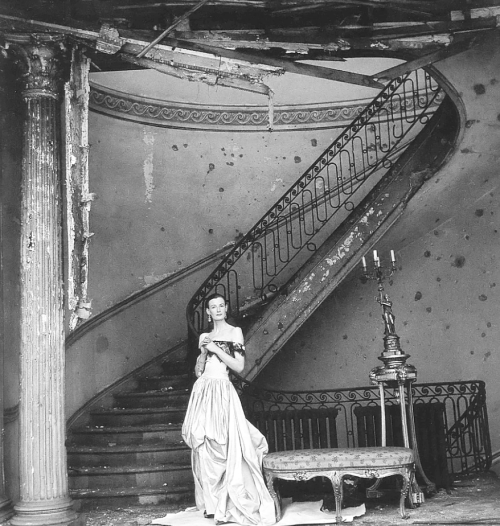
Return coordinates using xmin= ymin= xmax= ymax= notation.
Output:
xmin=194 ymin=333 xmax=209 ymax=377
xmin=202 ymin=327 xmax=245 ymax=374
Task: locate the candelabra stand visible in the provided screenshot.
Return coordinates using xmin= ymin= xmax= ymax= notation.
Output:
xmin=362 ymin=250 xmax=436 ymax=500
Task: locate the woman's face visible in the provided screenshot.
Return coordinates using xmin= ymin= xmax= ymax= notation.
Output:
xmin=207 ymin=297 xmax=227 ymax=321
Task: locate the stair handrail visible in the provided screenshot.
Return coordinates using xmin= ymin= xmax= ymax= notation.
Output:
xmin=186 ymin=70 xmax=443 ymax=341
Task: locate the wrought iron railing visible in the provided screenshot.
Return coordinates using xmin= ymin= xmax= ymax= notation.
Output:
xmin=232 ymin=378 xmax=491 ymax=479
xmin=186 ymin=69 xmax=443 ymax=338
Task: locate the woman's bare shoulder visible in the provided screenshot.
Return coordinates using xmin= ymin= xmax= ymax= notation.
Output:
xmin=230 ymin=325 xmax=244 ymax=344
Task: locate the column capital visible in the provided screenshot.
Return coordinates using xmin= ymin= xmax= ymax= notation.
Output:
xmin=1 ymin=34 xmax=68 ymax=98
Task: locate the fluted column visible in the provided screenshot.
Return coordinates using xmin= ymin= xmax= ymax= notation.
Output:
xmin=6 ymin=34 xmax=77 ymax=526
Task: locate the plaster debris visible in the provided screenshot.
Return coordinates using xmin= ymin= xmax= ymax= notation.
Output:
xmin=359 ymin=207 xmax=375 ymax=224
xmin=324 ymin=230 xmax=358 ymax=266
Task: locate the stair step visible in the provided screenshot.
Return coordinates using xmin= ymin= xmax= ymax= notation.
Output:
xmin=70 ymin=483 xmax=195 ymax=511
xmin=68 ymin=423 xmax=183 ymax=446
xmin=90 ymin=407 xmax=186 ymax=427
xmin=67 ymin=442 xmax=190 ymax=468
xmin=160 ymin=361 xmax=191 ymax=375
xmin=114 ymin=388 xmax=191 ymax=409
xmin=69 ymin=463 xmax=193 ymax=489
xmin=137 ymin=374 xmax=193 ymax=391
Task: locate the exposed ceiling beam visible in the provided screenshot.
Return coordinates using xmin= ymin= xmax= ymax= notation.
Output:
xmin=152 ymin=36 xmax=384 ymax=88
xmin=0 ymin=14 xmax=384 ymax=89
xmin=373 ymin=34 xmax=484 ymax=81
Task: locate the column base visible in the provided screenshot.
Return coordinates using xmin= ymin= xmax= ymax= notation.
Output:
xmin=11 ymin=497 xmax=77 ymax=526
xmin=0 ymin=495 xmax=14 ymax=522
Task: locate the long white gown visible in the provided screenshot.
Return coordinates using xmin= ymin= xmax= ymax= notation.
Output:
xmin=181 ymin=341 xmax=276 ymax=526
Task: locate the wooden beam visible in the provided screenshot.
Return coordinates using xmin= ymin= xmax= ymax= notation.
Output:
xmin=159 ymin=36 xmax=385 ymax=88
xmin=120 ymin=52 xmax=273 ymax=95
xmin=136 ymin=0 xmax=210 ymax=58
xmin=373 ymin=35 xmax=484 ymax=81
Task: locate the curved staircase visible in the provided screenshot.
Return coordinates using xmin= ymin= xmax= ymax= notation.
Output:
xmin=66 ymin=67 xmax=460 ymax=511
xmin=67 ymin=360 xmax=195 ymax=510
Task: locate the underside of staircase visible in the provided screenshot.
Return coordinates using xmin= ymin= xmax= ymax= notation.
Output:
xmin=66 ymin=69 xmax=461 ymax=511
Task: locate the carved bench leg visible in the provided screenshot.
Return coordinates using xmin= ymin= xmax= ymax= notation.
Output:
xmin=264 ymin=472 xmax=282 ymax=522
xmin=399 ymin=469 xmax=412 ymax=520
xmin=326 ymin=472 xmax=344 ymax=524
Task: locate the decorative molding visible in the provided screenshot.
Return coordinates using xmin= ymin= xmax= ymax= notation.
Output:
xmin=89 ymin=82 xmax=442 ymax=131
xmin=89 ymin=83 xmax=374 ymax=131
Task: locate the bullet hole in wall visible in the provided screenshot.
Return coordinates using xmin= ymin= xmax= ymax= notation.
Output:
xmin=479 ymin=294 xmax=488 ymax=301
xmin=208 ymin=229 xmax=213 ymax=234
xmin=473 ymin=83 xmax=486 ymax=95
xmin=294 ymin=156 xmax=301 ymax=163
xmin=172 ymin=145 xmax=178 ymax=151
xmin=219 ymin=187 xmax=224 ymax=192
xmin=452 ymin=255 xmax=466 ymax=268
xmin=415 ymin=291 xmax=422 ymax=301
xmin=475 ymin=209 xmax=484 ymax=217
xmin=424 ymin=250 xmax=431 ymax=257
xmin=426 ymin=307 xmax=432 ymax=313
xmin=311 ymin=139 xmax=317 ymax=147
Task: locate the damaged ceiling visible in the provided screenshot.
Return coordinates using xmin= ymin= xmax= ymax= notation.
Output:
xmin=0 ymin=0 xmax=500 ymax=91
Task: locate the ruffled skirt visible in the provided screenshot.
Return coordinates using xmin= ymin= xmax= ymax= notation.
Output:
xmin=182 ymin=375 xmax=276 ymax=526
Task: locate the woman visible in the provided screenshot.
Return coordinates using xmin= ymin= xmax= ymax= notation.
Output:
xmin=182 ymin=293 xmax=276 ymax=526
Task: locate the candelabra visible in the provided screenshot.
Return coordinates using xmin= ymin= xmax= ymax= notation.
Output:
xmin=361 ymin=250 xmax=415 ymax=377
xmin=362 ymin=250 xmax=435 ymax=497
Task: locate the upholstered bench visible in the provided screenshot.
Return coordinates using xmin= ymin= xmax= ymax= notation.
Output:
xmin=263 ymin=446 xmax=415 ymax=524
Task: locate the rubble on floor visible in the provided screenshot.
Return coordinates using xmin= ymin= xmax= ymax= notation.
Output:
xmin=74 ymin=471 xmax=500 ymax=526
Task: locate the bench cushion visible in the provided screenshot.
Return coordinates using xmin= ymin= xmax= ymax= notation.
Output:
xmin=263 ymin=447 xmax=414 ymax=471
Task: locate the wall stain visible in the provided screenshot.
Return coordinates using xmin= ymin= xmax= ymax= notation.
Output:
xmin=479 ymin=294 xmax=488 ymax=301
xmin=475 ymin=209 xmax=484 ymax=217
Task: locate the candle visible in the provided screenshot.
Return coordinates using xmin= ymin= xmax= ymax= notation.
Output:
xmin=373 ymin=250 xmax=378 ymax=262
xmin=390 ymin=250 xmax=396 ymax=263
xmin=362 ymin=256 xmax=367 ymax=270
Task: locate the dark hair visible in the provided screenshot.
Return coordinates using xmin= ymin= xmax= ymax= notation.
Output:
xmin=205 ymin=293 xmax=227 ymax=309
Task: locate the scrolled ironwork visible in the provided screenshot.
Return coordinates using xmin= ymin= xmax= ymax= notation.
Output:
xmin=186 ymin=70 xmax=444 ymax=339
xmin=234 ymin=378 xmax=491 ymax=477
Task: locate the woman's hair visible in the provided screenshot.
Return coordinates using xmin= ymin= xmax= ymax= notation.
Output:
xmin=205 ymin=292 xmax=227 ymax=309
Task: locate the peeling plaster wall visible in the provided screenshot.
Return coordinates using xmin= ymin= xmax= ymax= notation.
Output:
xmin=88 ymin=116 xmax=340 ymax=312
xmin=255 ymin=31 xmax=500 ymax=464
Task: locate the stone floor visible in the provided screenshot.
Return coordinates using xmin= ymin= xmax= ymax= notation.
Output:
xmin=75 ymin=472 xmax=500 ymax=526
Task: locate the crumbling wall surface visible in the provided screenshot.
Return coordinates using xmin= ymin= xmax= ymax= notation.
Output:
xmin=255 ymin=31 xmax=500 ymax=470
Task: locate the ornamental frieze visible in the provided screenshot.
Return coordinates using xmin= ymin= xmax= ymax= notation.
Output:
xmin=89 ymin=83 xmax=442 ymax=132
xmin=89 ymin=83 xmax=373 ymax=131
